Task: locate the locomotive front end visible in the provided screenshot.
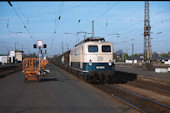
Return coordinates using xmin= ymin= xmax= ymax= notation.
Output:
xmin=83 ymin=41 xmax=115 ymax=83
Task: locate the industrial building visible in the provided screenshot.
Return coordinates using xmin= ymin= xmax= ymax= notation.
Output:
xmin=0 ymin=50 xmax=23 ymax=65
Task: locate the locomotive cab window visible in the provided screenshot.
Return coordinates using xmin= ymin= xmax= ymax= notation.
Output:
xmin=88 ymin=45 xmax=98 ymax=52
xmin=102 ymin=45 xmax=111 ymax=52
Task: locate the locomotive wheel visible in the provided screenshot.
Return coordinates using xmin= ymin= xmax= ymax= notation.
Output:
xmin=76 ymin=71 xmax=80 ymax=77
xmin=91 ymin=76 xmax=97 ymax=84
xmin=111 ymin=76 xmax=117 ymax=83
xmin=99 ymin=74 xmax=105 ymax=85
xmin=85 ymin=75 xmax=89 ymax=81
xmin=86 ymin=75 xmax=93 ymax=83
xmin=105 ymin=74 xmax=111 ymax=84
xmin=107 ymin=77 xmax=112 ymax=84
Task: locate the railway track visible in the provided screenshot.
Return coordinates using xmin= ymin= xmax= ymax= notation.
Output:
xmin=53 ymin=64 xmax=170 ymax=113
xmin=0 ymin=65 xmax=22 ymax=78
xmin=117 ymin=77 xmax=170 ymax=93
xmin=96 ymin=84 xmax=170 ymax=113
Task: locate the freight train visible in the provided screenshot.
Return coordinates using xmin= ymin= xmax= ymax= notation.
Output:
xmin=51 ymin=37 xmax=115 ymax=83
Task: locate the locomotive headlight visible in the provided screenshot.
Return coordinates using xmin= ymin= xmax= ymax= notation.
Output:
xmin=108 ymin=60 xmax=112 ymax=66
xmin=89 ymin=59 xmax=92 ymax=66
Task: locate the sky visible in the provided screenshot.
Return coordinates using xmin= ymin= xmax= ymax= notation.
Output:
xmin=0 ymin=1 xmax=170 ymax=56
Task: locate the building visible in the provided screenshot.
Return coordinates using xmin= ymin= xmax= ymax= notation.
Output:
xmin=9 ymin=51 xmax=15 ymax=63
xmin=152 ymin=57 xmax=170 ymax=64
xmin=0 ymin=56 xmax=8 ymax=65
xmin=125 ymin=56 xmax=143 ymax=64
xmin=10 ymin=50 xmax=23 ymax=63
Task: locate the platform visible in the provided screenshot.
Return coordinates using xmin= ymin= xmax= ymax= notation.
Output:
xmin=0 ymin=63 xmax=139 ymax=113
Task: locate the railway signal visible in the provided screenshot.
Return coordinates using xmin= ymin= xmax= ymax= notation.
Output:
xmin=22 ymin=40 xmax=48 ymax=81
xmin=33 ymin=40 xmax=47 ymax=74
xmin=33 ymin=40 xmax=47 ymax=49
xmin=37 ymin=40 xmax=43 ymax=48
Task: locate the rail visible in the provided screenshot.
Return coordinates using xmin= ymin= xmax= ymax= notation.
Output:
xmin=103 ymin=84 xmax=170 ymax=113
xmin=52 ymin=63 xmax=170 ymax=113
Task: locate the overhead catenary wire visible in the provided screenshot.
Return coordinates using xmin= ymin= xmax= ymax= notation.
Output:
xmin=8 ymin=1 xmax=33 ymax=39
xmin=79 ymin=1 xmax=120 ymax=32
xmin=111 ymin=18 xmax=170 ymax=53
xmin=106 ymin=11 xmax=170 ymax=45
xmin=114 ymin=8 xmax=170 ymax=35
xmin=118 ymin=17 xmax=170 ymax=39
xmin=0 ymin=28 xmax=21 ymax=51
xmin=0 ymin=19 xmax=25 ymax=47
xmin=80 ymin=2 xmax=98 ymax=21
xmin=26 ymin=3 xmax=88 ymax=19
xmin=15 ymin=2 xmax=30 ymax=25
xmin=4 ymin=1 xmax=170 ymax=56
xmin=114 ymin=32 xmax=170 ymax=54
xmin=15 ymin=2 xmax=27 ymax=21
xmin=70 ymin=2 xmax=98 ymax=33
xmin=0 ymin=28 xmax=18 ymax=42
xmin=49 ymin=1 xmax=64 ymax=55
xmin=96 ymin=5 xmax=144 ymax=37
xmin=114 ymin=9 xmax=170 ymax=54
xmin=3 ymin=20 xmax=32 ymax=52
xmin=101 ymin=7 xmax=170 ymax=39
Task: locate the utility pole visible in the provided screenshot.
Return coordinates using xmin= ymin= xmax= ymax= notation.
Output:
xmin=5 ymin=41 xmax=8 ymax=55
xmin=62 ymin=41 xmax=64 ymax=54
xmin=122 ymin=41 xmax=125 ymax=62
xmin=15 ymin=42 xmax=16 ymax=50
xmin=131 ymin=39 xmax=134 ymax=56
xmin=125 ymin=38 xmax=127 ymax=53
xmin=132 ymin=43 xmax=134 ymax=55
xmin=76 ymin=32 xmax=81 ymax=43
xmin=92 ymin=20 xmax=94 ymax=39
xmin=131 ymin=40 xmax=134 ymax=64
xmin=144 ymin=1 xmax=153 ymax=70
xmin=66 ymin=44 xmax=69 ymax=51
xmin=28 ymin=41 xmax=29 ymax=54
xmin=22 ymin=45 xmax=23 ymax=51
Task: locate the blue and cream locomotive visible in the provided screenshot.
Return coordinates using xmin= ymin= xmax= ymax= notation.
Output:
xmin=53 ymin=38 xmax=115 ymax=83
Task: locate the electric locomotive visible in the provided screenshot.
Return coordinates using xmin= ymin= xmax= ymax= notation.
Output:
xmin=70 ymin=37 xmax=115 ymax=83
xmin=52 ymin=37 xmax=115 ymax=83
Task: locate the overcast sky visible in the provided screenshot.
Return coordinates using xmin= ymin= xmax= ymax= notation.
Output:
xmin=0 ymin=1 xmax=170 ymax=56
